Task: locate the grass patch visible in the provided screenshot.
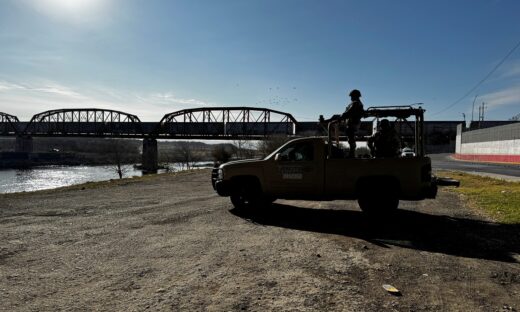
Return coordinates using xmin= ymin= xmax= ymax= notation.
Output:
xmin=437 ymin=170 xmax=520 ymax=224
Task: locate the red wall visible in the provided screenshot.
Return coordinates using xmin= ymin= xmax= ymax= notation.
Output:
xmin=452 ymin=154 xmax=520 ymax=164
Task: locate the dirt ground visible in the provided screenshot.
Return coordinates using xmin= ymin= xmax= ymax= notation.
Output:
xmin=1 ymin=170 xmax=519 ymax=311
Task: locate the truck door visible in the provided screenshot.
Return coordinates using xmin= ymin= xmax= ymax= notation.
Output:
xmin=265 ymin=140 xmax=324 ymax=197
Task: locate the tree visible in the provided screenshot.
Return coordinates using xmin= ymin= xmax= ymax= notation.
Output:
xmin=232 ymin=138 xmax=256 ymax=159
xmin=173 ymin=141 xmax=202 ymax=170
xmin=111 ymin=140 xmax=130 ymax=179
xmin=211 ymin=144 xmax=233 ymax=163
xmin=256 ymin=135 xmax=291 ymax=158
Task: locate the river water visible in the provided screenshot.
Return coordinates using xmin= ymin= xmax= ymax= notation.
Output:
xmin=0 ymin=163 xmax=211 ymax=194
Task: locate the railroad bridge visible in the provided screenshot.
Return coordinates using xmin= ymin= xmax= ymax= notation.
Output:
xmin=1 ymin=107 xmax=330 ymax=172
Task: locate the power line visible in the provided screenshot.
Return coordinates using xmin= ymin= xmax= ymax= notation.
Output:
xmin=432 ymin=38 xmax=520 ymax=116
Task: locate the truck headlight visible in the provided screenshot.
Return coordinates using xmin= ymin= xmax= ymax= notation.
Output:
xmin=218 ymin=169 xmax=224 ymax=180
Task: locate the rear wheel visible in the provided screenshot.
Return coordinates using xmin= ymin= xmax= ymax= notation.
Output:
xmin=357 ymin=177 xmax=400 ymax=215
xmin=357 ymin=195 xmax=399 ymax=214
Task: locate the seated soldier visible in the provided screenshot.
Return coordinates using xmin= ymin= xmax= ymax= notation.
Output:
xmin=368 ymin=119 xmax=401 ymax=158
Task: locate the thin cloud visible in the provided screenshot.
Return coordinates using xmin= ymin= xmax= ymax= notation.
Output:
xmin=479 ymin=85 xmax=520 ymax=111
xmin=32 ymin=85 xmax=86 ymax=99
xmin=150 ymin=92 xmax=215 ymax=106
xmin=0 ymin=81 xmax=86 ymax=99
xmin=499 ymin=60 xmax=520 ymax=79
xmin=0 ymin=81 xmax=25 ymax=91
xmin=0 ymin=79 xmax=218 ymax=120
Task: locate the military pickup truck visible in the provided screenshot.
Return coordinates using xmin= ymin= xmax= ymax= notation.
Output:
xmin=212 ymin=106 xmax=458 ymax=213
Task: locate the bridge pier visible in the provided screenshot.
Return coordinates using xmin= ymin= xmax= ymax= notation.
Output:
xmin=15 ymin=136 xmax=33 ymax=153
xmin=142 ymin=138 xmax=158 ymax=173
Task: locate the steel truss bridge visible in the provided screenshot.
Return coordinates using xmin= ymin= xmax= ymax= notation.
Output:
xmin=1 ymin=107 xmax=309 ymax=139
xmin=0 ymin=112 xmax=20 ymax=136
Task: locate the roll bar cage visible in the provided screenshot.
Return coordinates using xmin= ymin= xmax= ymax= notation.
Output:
xmin=323 ymin=105 xmax=425 ymax=157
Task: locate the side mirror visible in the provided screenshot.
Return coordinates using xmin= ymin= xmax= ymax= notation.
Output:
xmin=274 ymin=153 xmax=281 ymax=161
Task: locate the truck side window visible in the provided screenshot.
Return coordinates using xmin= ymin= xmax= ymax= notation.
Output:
xmin=279 ymin=143 xmax=314 ymax=161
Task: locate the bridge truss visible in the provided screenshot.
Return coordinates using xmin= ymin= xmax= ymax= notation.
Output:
xmin=156 ymin=107 xmax=298 ymax=139
xmin=0 ymin=112 xmax=20 ymax=135
xmin=23 ymin=109 xmax=144 ymax=137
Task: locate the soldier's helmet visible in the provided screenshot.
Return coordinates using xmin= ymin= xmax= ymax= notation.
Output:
xmin=349 ymin=89 xmax=361 ymax=98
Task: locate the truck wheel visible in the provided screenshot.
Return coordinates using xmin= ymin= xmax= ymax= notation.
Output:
xmin=230 ymin=193 xmax=253 ymax=210
xmin=229 ymin=179 xmax=266 ymax=210
xmin=357 ymin=196 xmax=399 ymax=214
xmin=356 ymin=177 xmax=400 ymax=215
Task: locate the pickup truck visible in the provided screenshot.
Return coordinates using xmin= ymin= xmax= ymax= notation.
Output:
xmin=211 ymin=106 xmax=458 ymax=213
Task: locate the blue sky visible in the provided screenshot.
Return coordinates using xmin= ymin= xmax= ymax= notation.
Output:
xmin=1 ymin=0 xmax=519 ymax=122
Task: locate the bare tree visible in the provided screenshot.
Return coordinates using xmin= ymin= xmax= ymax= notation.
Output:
xmin=157 ymin=150 xmax=174 ymax=173
xmin=211 ymin=144 xmax=233 ymax=163
xmin=111 ymin=140 xmax=131 ymax=179
xmin=173 ymin=141 xmax=202 ymax=170
xmin=256 ymin=135 xmax=291 ymax=158
xmin=232 ymin=138 xmax=256 ymax=159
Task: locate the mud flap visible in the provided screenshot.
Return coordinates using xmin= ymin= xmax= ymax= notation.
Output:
xmin=434 ymin=176 xmax=460 ymax=187
xmin=424 ymin=176 xmax=459 ymax=199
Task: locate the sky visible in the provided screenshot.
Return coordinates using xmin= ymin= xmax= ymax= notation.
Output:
xmin=0 ymin=0 xmax=519 ymax=122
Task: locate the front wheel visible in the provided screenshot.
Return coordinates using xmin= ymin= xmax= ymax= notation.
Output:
xmin=229 ymin=179 xmax=268 ymax=210
xmin=230 ymin=193 xmax=249 ymax=210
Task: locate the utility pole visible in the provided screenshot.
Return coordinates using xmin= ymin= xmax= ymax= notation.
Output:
xmin=478 ymin=102 xmax=486 ymax=121
xmin=477 ymin=102 xmax=486 ymax=128
xmin=478 ymin=105 xmax=482 ymax=129
xmin=471 ymin=95 xmax=478 ymax=123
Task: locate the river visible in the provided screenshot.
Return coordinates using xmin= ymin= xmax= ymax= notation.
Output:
xmin=0 ymin=163 xmax=211 ymax=194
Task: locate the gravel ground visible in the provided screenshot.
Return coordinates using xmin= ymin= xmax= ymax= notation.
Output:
xmin=1 ymin=170 xmax=519 ymax=311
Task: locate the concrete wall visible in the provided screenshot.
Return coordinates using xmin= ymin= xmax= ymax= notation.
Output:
xmin=454 ymin=122 xmax=520 ymax=163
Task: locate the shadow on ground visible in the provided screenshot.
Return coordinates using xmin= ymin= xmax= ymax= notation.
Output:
xmin=231 ymin=203 xmax=520 ymax=263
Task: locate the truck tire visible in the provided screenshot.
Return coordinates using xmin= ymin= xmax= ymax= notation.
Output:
xmin=357 ymin=196 xmax=399 ymax=214
xmin=229 ymin=178 xmax=266 ymax=210
xmin=357 ymin=177 xmax=400 ymax=214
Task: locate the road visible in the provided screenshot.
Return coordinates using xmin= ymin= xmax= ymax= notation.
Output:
xmin=430 ymin=153 xmax=520 ymax=180
xmin=1 ymin=170 xmax=519 ymax=311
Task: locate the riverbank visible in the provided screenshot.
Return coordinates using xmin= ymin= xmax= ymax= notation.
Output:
xmin=0 ymin=163 xmax=213 ymax=194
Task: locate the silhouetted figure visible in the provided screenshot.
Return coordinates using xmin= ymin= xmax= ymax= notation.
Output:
xmin=319 ymin=89 xmax=364 ymax=157
xmin=368 ymin=119 xmax=401 ymax=158
xmin=341 ymin=89 xmax=364 ymax=157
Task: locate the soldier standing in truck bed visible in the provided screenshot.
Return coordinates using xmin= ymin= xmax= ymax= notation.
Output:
xmin=341 ymin=89 xmax=364 ymax=157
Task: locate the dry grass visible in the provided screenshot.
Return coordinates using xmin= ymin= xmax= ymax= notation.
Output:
xmin=437 ymin=170 xmax=520 ymax=224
